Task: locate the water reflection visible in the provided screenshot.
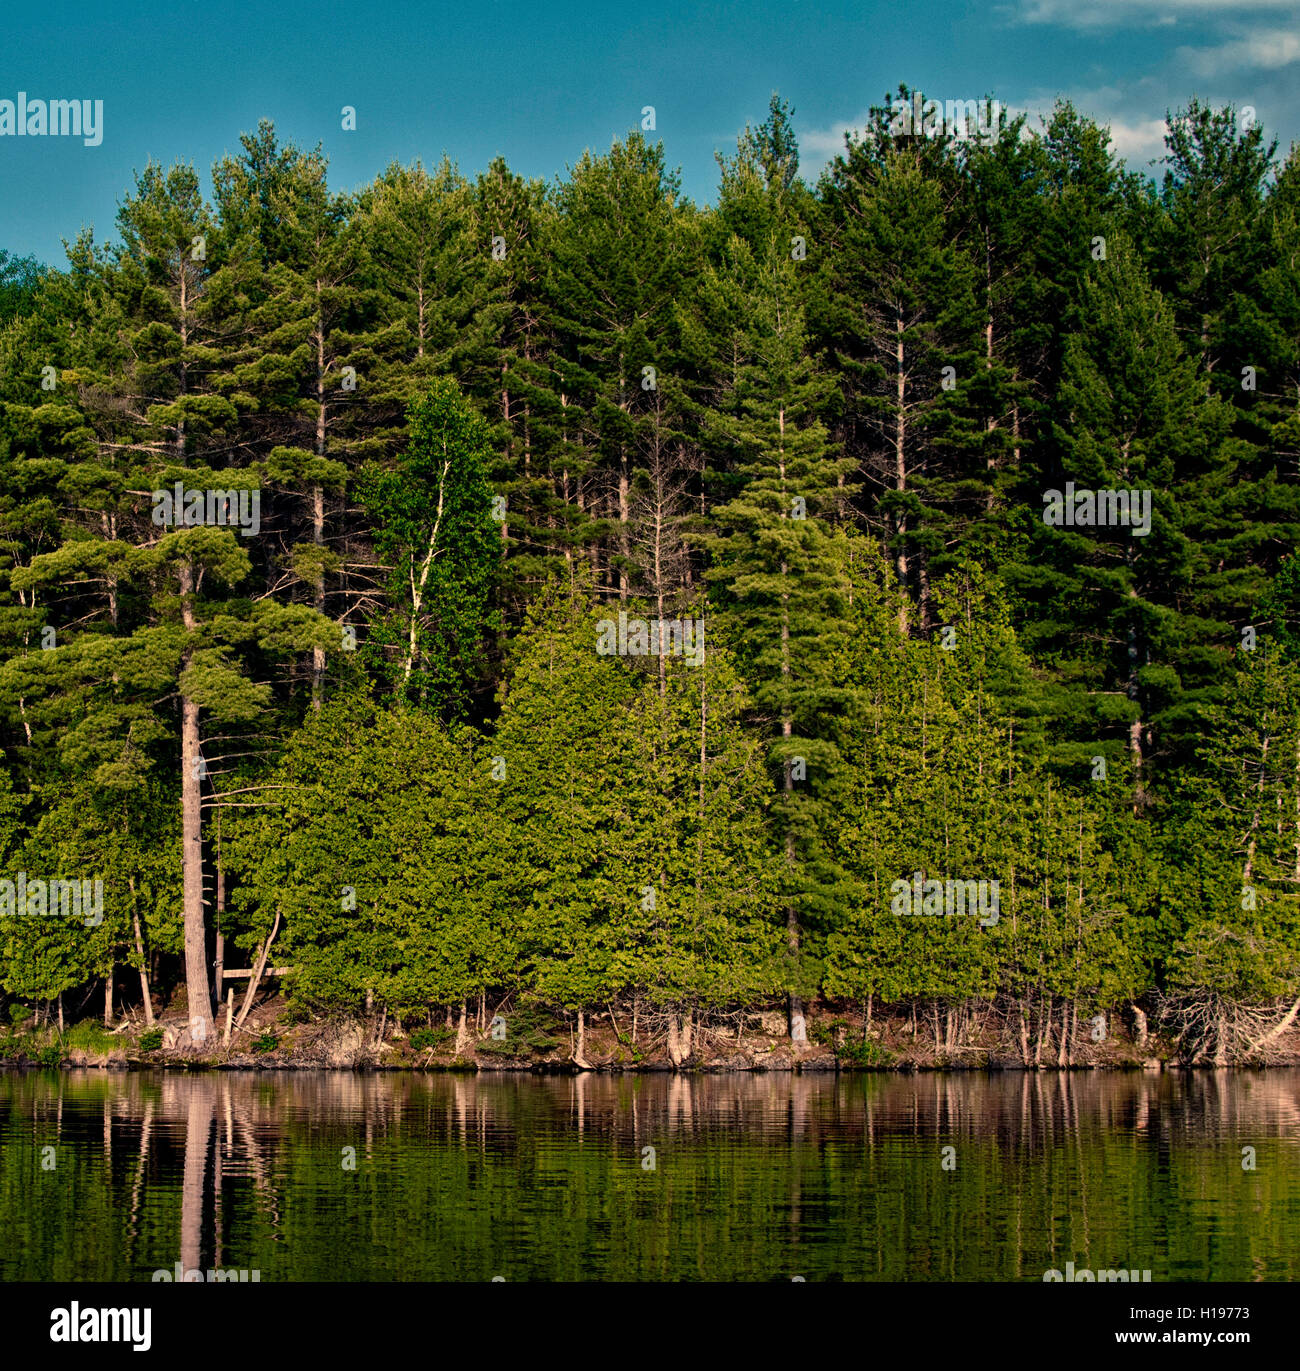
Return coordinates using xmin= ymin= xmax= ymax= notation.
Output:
xmin=1 ymin=1070 xmax=1297 ymax=1282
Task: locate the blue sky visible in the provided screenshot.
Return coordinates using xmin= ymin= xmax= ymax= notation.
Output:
xmin=2 ymin=0 xmax=1297 ymax=264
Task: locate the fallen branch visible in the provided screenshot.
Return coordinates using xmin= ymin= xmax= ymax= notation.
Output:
xmin=1245 ymin=991 xmax=1300 ymax=1055
xmin=234 ymin=910 xmax=281 ymax=1032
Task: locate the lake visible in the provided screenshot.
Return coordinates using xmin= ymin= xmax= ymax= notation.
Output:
xmin=1 ymin=1068 xmax=1296 ymax=1282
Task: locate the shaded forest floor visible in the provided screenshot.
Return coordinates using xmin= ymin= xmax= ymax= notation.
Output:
xmin=4 ymin=993 xmax=1300 ymax=1071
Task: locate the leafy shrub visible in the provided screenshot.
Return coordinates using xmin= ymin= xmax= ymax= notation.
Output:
xmin=810 ymin=1018 xmax=849 ymax=1047
xmin=138 ymin=1028 xmax=164 ymax=1051
xmin=252 ymin=1032 xmax=278 ymax=1053
xmin=837 ymin=1037 xmax=896 ymax=1068
xmin=409 ymin=1026 xmax=453 ymax=1051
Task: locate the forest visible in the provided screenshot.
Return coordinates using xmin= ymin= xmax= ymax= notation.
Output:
xmin=0 ymin=89 xmax=1298 ymax=1068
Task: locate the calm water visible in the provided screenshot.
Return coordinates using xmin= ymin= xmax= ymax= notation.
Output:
xmin=0 ymin=1069 xmax=1296 ymax=1282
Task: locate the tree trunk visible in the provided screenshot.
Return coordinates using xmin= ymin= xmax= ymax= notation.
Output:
xmin=894 ymin=308 xmax=910 ymax=636
xmin=1125 ymin=527 xmax=1146 ymax=813
xmin=1212 ymin=1006 xmax=1229 ymax=1066
xmin=573 ymin=1010 xmax=592 ymax=1070
xmin=1246 ymin=992 xmax=1300 ymax=1054
xmin=1033 ymin=998 xmax=1049 ymax=1067
xmin=178 ymin=559 xmax=214 ymax=1047
xmin=402 ymin=461 xmax=450 ymax=687
xmin=1131 ymin=1003 xmax=1148 ymax=1050
xmin=666 ymin=1010 xmax=692 ymax=1068
xmin=234 ymin=910 xmax=280 ymax=1032
xmin=312 ymin=276 xmax=328 ymax=709
xmin=103 ymin=973 xmax=112 ymax=1028
xmin=132 ymin=904 xmax=155 ymax=1026
xmin=212 ymin=834 xmax=225 ymax=1016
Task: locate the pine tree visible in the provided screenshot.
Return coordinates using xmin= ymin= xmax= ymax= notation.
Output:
xmin=1028 ymin=232 xmax=1230 ymax=793
xmin=818 ymin=105 xmax=983 ymax=632
xmin=545 ymin=134 xmax=695 ymax=597
xmin=704 ymin=231 xmax=855 ymax=1040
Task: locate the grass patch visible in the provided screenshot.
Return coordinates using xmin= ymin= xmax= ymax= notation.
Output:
xmin=0 ymin=1019 xmax=121 ymax=1062
xmin=58 ymin=1021 xmax=120 ymax=1054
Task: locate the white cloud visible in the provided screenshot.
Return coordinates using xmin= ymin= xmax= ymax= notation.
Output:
xmin=1016 ymin=0 xmax=1297 ymax=28
xmin=1002 ymin=99 xmax=1169 ymax=162
xmin=798 ymin=111 xmax=871 ymax=161
xmin=1177 ymin=26 xmax=1300 ymax=71
xmin=798 ymin=96 xmax=1169 ymax=173
xmin=1099 ymin=116 xmax=1171 ymax=161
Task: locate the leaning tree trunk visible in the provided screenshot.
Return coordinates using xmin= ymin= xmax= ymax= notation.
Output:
xmin=234 ymin=910 xmax=280 ymax=1032
xmin=1246 ymin=991 xmax=1300 ymax=1055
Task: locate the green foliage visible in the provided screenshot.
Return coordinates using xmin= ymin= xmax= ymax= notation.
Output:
xmin=356 ymin=379 xmax=500 ymax=714
xmin=0 ymin=98 xmax=1295 ymax=1057
xmin=836 ymin=1036 xmax=897 ymax=1069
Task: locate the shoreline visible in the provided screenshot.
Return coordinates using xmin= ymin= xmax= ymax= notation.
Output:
xmin=7 ymin=997 xmax=1299 ymax=1074
xmin=4 ymin=1060 xmax=1298 ymax=1073
xmin=5 ymin=1043 xmax=1298 ymax=1074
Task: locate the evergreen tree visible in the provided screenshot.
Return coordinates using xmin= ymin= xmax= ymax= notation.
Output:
xmin=704 ymin=233 xmax=855 ymax=1039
